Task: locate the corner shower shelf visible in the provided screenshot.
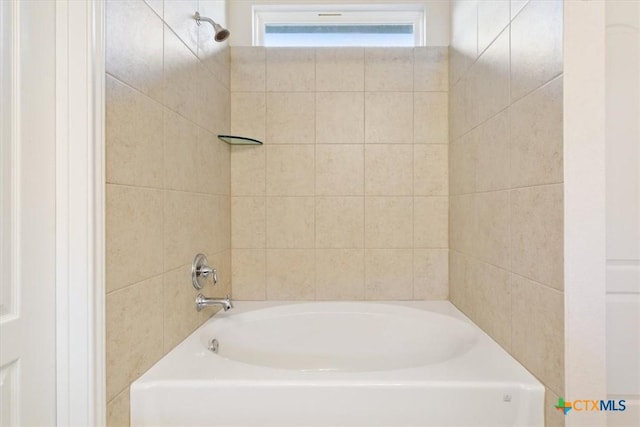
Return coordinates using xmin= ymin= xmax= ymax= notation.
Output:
xmin=218 ymin=135 xmax=263 ymax=145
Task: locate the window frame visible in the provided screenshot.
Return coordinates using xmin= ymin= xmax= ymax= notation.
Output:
xmin=253 ymin=4 xmax=426 ymax=47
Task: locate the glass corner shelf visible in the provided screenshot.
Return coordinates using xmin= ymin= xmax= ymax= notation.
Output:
xmin=218 ymin=135 xmax=263 ymax=145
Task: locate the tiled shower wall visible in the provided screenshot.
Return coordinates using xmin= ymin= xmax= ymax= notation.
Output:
xmin=229 ymin=47 xmax=450 ymax=301
xmin=448 ymin=1 xmax=564 ymax=426
xmin=105 ymin=1 xmax=230 ymax=425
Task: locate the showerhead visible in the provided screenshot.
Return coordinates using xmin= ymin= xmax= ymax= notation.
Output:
xmin=211 ymin=21 xmax=230 ymax=42
xmin=194 ymin=11 xmax=230 ymax=43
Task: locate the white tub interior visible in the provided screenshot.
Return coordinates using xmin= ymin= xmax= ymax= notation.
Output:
xmin=206 ymin=302 xmax=477 ymax=371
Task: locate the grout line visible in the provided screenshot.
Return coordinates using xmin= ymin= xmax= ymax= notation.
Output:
xmin=106 ymin=383 xmax=129 ymax=407
xmin=106 ymin=181 xmax=229 ymax=198
xmin=451 ymin=71 xmax=563 ymax=143
xmin=105 ymin=71 xmax=223 ymax=141
xmin=106 ymin=271 xmax=165 ymax=297
xmin=449 ymin=249 xmax=564 ymax=295
xmin=450 ymin=182 xmax=564 ymax=198
xmin=509 ymin=71 xmax=563 ymax=105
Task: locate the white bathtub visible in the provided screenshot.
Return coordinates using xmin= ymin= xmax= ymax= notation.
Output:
xmin=131 ymin=301 xmax=544 ymax=426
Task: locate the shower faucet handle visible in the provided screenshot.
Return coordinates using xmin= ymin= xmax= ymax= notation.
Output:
xmin=192 ymin=253 xmax=218 ymax=290
xmin=200 ymin=265 xmax=218 ymax=282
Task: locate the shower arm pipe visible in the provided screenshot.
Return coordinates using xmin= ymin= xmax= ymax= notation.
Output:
xmin=194 ymin=12 xmax=216 ymax=28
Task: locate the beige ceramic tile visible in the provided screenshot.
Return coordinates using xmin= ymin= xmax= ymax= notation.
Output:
xmin=470 ymin=28 xmax=510 ymax=126
xmin=106 ymin=76 xmax=163 ymax=188
xmin=316 ymin=249 xmax=365 ymax=300
xmin=448 ymin=251 xmax=476 ymax=316
xmin=315 ymin=48 xmax=365 ymax=91
xmin=511 ymin=0 xmax=530 ymax=19
xmin=545 ymin=388 xmax=566 ymax=427
xmin=365 ymin=92 xmax=413 ymax=144
xmin=266 ymin=197 xmax=315 ymax=248
xmin=203 ymin=129 xmax=231 ymax=196
xmin=511 ymin=184 xmax=564 ymax=290
xmin=164 ymin=0 xmax=198 ymax=54
xmin=316 ymin=197 xmax=364 ymax=249
xmin=475 ymin=110 xmax=510 ymax=192
xmin=231 ymin=249 xmax=266 ymax=300
xmin=449 ymin=194 xmax=476 ymax=255
xmin=212 ymin=195 xmax=231 ymax=253
xmin=232 ymin=197 xmax=266 ymax=248
xmin=472 ymin=262 xmax=512 ymax=350
xmin=449 ymin=73 xmax=477 ymax=139
xmin=199 ymin=43 xmax=230 ymax=91
xmin=143 ymin=0 xmax=163 ymax=18
xmin=447 ymin=251 xmax=463 ymax=308
xmin=414 ymin=197 xmax=448 ymax=249
xmin=230 ymin=47 xmax=266 ymax=92
xmin=164 ymin=191 xmax=222 ymax=270
xmin=106 ymin=185 xmax=163 ymax=293
xmin=231 ymin=92 xmax=266 ymax=142
xmin=365 ymin=48 xmax=413 ymax=91
xmin=511 ymin=274 xmax=564 ymax=396
xmin=163 ymin=110 xmax=206 ymax=193
xmin=203 ymin=126 xmax=230 ymax=196
xmin=413 ymin=249 xmax=449 ymax=300
xmin=209 ymin=249 xmax=232 ymax=295
xmin=316 ymin=92 xmax=365 ymax=143
xmin=477 ymin=0 xmax=510 ymax=54
xmin=449 ymin=133 xmax=477 ymax=196
xmin=196 ymin=1 xmax=230 ymax=87
xmin=365 ymin=249 xmax=414 ymax=300
xmin=315 ymin=145 xmax=364 ymax=196
xmin=510 ymin=0 xmax=563 ymax=101
xmin=414 ymin=92 xmax=448 ymax=144
xmin=231 ymin=146 xmax=266 ymax=196
xmin=106 ymin=387 xmax=130 ymax=427
xmin=414 ymin=145 xmax=448 ymax=196
xmin=198 ymin=65 xmax=230 ymax=135
xmin=509 ymin=77 xmax=563 ymax=188
xmin=266 ymin=249 xmax=315 ymax=299
xmin=162 ymin=264 xmax=212 ymax=352
xmin=449 ymin=0 xmax=478 ymax=84
xmin=106 ymin=277 xmax=163 ymax=402
xmin=365 ymin=197 xmax=413 ymax=248
xmin=475 ymin=191 xmax=510 ymax=269
xmin=450 ymin=252 xmax=477 ymax=326
xmin=365 ymin=145 xmax=413 ymax=196
xmin=266 ymin=92 xmax=315 ymax=144
xmin=164 ymin=26 xmax=200 ymax=123
xmin=266 ymin=48 xmax=315 ymax=92
xmin=106 ymin=0 xmax=163 ymax=102
xmin=266 ymin=145 xmax=315 ymax=196
xmin=414 ymin=47 xmax=448 ymax=92
xmin=448 ymin=75 xmax=462 ymax=138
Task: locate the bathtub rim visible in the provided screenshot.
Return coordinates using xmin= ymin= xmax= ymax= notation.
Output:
xmin=132 ymin=300 xmax=544 ymax=390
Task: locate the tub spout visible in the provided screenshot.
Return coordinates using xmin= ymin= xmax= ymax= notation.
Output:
xmin=195 ymin=294 xmax=233 ymax=312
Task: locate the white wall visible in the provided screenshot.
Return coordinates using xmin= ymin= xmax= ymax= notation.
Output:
xmin=606 ymin=2 xmax=640 ymax=426
xmin=228 ymin=0 xmax=449 ymax=46
xmin=564 ymin=1 xmax=608 ymax=425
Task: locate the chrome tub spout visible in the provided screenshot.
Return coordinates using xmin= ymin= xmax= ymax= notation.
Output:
xmin=195 ymin=294 xmax=233 ymax=312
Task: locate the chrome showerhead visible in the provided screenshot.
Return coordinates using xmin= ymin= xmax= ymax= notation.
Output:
xmin=194 ymin=11 xmax=230 ymax=43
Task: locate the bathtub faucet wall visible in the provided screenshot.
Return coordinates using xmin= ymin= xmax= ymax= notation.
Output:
xmin=191 ymin=253 xmax=234 ymax=312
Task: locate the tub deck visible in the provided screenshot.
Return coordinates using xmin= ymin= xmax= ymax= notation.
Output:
xmin=131 ymin=301 xmax=544 ymax=426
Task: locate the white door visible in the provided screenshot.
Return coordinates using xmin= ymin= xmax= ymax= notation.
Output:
xmin=0 ymin=0 xmax=57 ymax=424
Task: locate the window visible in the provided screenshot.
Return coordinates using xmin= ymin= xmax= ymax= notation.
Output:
xmin=253 ymin=5 xmax=425 ymax=47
